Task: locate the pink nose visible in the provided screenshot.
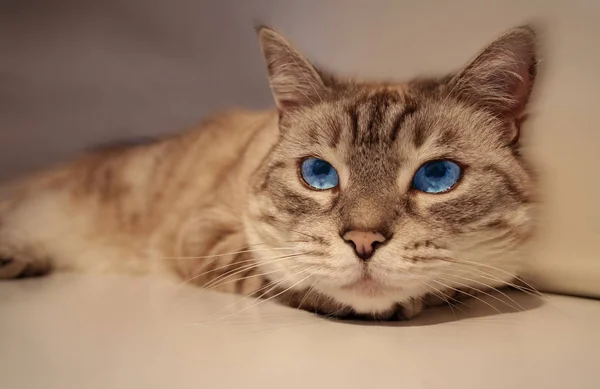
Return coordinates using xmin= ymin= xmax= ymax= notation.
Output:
xmin=342 ymin=230 xmax=387 ymax=261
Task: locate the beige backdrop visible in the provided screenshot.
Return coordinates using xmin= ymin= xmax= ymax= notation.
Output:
xmin=1 ymin=0 xmax=598 ymax=297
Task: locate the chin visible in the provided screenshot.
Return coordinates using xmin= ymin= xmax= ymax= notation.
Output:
xmin=316 ymin=277 xmax=429 ymax=317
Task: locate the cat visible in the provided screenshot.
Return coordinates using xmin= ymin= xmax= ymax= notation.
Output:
xmin=0 ymin=25 xmax=538 ymax=321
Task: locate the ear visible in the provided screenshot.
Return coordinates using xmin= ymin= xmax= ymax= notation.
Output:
xmin=257 ymin=26 xmax=328 ymax=113
xmin=450 ymin=26 xmax=538 ymax=126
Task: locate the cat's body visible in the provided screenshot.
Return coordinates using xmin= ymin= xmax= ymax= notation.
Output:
xmin=0 ymin=26 xmax=539 ymax=320
xmin=0 ymin=110 xmax=277 ymax=288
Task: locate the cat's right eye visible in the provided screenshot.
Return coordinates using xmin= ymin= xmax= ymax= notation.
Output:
xmin=300 ymin=158 xmax=339 ymax=190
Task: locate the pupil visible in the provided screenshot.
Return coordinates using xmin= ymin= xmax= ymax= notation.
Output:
xmin=426 ymin=162 xmax=447 ymax=178
xmin=312 ymin=161 xmax=331 ymax=176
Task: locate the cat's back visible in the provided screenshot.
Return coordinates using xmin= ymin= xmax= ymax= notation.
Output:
xmin=170 ymin=108 xmax=279 ymax=198
xmin=3 ymin=108 xmax=278 ymax=195
xmin=0 ymin=108 xmax=278 ymax=275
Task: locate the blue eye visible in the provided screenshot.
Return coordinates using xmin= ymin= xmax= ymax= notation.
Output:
xmin=412 ymin=160 xmax=462 ymax=193
xmin=300 ymin=157 xmax=339 ymax=190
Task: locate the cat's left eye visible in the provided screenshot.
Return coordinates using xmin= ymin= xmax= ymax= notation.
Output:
xmin=300 ymin=157 xmax=339 ymax=190
xmin=412 ymin=160 xmax=462 ymax=193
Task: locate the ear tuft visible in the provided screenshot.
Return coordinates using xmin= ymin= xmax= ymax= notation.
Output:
xmin=254 ymin=24 xmax=272 ymax=35
xmin=450 ymin=25 xmax=538 ymax=120
xmin=257 ymin=27 xmax=328 ymax=112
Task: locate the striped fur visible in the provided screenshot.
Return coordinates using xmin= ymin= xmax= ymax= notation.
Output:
xmin=0 ymin=26 xmax=539 ymax=320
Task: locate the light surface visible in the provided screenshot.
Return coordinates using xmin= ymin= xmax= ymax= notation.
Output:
xmin=1 ymin=274 xmax=598 ymax=389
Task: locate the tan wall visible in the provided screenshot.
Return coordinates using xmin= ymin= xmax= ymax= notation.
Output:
xmin=1 ymin=0 xmax=599 ymax=296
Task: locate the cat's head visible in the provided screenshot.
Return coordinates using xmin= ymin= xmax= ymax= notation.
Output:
xmin=245 ymin=26 xmax=538 ymax=317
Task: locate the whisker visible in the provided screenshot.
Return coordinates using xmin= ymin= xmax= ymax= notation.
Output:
xmin=162 ymin=246 xmax=298 ymax=261
xmin=289 ymin=229 xmax=324 ymax=243
xmin=443 ymin=272 xmax=525 ymax=311
xmin=430 ymin=279 xmax=504 ymax=315
xmin=213 ymin=267 xmax=311 ymax=322
xmin=440 ymin=258 xmax=543 ymax=297
xmin=218 ymin=273 xmax=312 ymax=322
xmin=422 ymin=282 xmax=468 ymax=317
xmin=455 ymin=267 xmax=544 ymax=298
xmin=318 ymin=305 xmax=348 ymax=321
xmin=436 ymin=275 xmax=520 ymax=312
xmin=203 ymin=274 xmax=295 ymax=320
xmin=173 ymin=252 xmax=303 ymax=292
xmin=394 ymin=266 xmax=467 ymax=316
xmin=296 ymin=282 xmax=317 ymax=310
xmin=203 ymin=266 xmax=293 ymax=292
xmin=199 ymin=253 xmax=303 ymax=291
xmin=194 ymin=277 xmax=291 ymax=326
xmin=423 ymin=284 xmax=456 ymax=316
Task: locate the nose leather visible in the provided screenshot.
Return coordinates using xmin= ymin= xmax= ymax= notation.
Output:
xmin=342 ymin=230 xmax=387 ymax=260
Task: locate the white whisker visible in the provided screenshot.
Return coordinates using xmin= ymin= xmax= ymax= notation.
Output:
xmin=203 ymin=274 xmax=294 ymax=320
xmin=296 ymin=281 xmax=317 ymax=310
xmin=162 ymin=246 xmax=298 ymax=260
xmin=173 ymin=252 xmax=303 ymax=292
xmin=430 ymin=279 xmax=504 ymax=315
xmin=422 ymin=282 xmax=466 ymax=317
xmin=455 ymin=266 xmax=544 ymax=298
xmin=199 ymin=253 xmax=303 ymax=290
xmin=217 ymin=273 xmax=312 ymax=322
xmin=445 ymin=258 xmax=542 ymax=297
xmin=204 ymin=266 xmax=299 ymax=292
xmin=443 ymin=272 xmax=525 ymax=311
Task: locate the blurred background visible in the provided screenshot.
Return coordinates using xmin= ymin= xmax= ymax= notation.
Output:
xmin=1 ymin=0 xmax=599 ymax=297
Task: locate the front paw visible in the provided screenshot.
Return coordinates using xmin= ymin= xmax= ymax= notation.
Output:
xmin=399 ymin=298 xmax=424 ymax=320
xmin=0 ymin=257 xmax=28 ymax=279
xmin=0 ymin=251 xmax=50 ymax=279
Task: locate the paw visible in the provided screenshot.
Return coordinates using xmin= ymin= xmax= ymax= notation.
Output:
xmin=0 ymin=251 xmax=51 ymax=279
xmin=0 ymin=257 xmax=28 ymax=279
xmin=423 ymin=292 xmax=450 ymax=307
xmin=424 ymin=286 xmax=481 ymax=305
xmin=399 ymin=298 xmax=424 ymax=320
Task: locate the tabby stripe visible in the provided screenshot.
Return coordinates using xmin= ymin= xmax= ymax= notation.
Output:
xmin=275 ymin=187 xmax=321 ymax=216
xmin=347 ymin=107 xmax=360 ymax=144
xmin=390 ymin=103 xmax=417 ymax=142
xmin=192 ymin=229 xmax=237 ymax=283
xmin=328 ymin=118 xmax=342 ymax=147
xmin=235 ymin=267 xmax=258 ymax=294
xmin=253 ymin=278 xmax=273 ymax=298
xmin=412 ymin=122 xmax=428 ymax=148
xmin=209 ymin=255 xmax=239 ymax=282
xmin=200 ymin=257 xmax=225 ymax=284
xmin=482 ymin=165 xmax=527 ymax=203
xmin=403 ymin=194 xmax=420 ymax=219
xmin=208 ymin=251 xmax=251 ymax=289
xmin=366 ymin=94 xmax=386 ymax=135
xmin=259 ymin=161 xmax=286 ymax=191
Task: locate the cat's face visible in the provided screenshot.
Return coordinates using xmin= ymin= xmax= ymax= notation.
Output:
xmin=245 ymin=26 xmax=538 ymax=316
